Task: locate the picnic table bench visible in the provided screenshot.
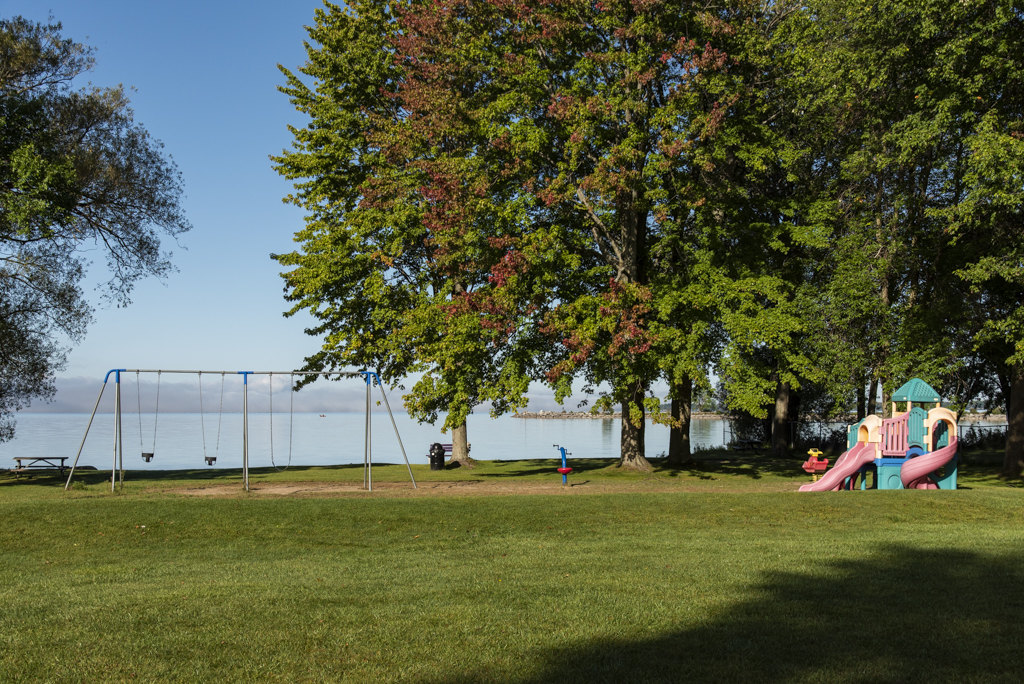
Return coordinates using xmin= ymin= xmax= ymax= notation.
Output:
xmin=729 ymin=440 xmax=762 ymax=454
xmin=11 ymin=456 xmax=70 ymax=479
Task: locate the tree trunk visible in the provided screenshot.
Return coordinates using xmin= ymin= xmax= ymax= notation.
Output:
xmin=856 ymin=381 xmax=866 ymax=422
xmin=619 ymin=380 xmax=651 ymax=471
xmin=773 ymin=380 xmax=790 ymax=457
xmin=867 ymin=376 xmax=878 ymax=416
xmin=449 ymin=420 xmax=474 ymax=467
xmin=667 ymin=375 xmax=692 ymax=464
xmin=788 ymin=390 xmax=800 ymax=449
xmin=1003 ymin=362 xmax=1023 ymax=478
xmin=613 ymin=196 xmax=651 ymax=471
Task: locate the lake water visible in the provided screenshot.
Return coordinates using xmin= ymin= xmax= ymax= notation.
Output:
xmin=0 ymin=412 xmax=729 ymax=472
xmin=6 ymin=412 xmax=1002 ymax=473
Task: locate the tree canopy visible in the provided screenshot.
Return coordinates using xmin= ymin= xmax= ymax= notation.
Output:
xmin=276 ymin=0 xmax=1024 ymax=475
xmin=0 ymin=16 xmax=190 ymax=440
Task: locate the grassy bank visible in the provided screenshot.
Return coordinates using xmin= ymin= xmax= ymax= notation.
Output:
xmin=1 ymin=458 xmax=1022 ymax=682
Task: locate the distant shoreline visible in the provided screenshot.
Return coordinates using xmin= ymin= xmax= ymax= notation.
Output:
xmin=513 ymin=411 xmax=724 ymax=420
xmin=513 ymin=411 xmax=1007 ymax=423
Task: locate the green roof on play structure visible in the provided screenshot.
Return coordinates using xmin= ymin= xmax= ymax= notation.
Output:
xmin=891 ymin=378 xmax=941 ymax=403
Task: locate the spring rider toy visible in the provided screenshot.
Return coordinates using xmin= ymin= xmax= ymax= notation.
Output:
xmin=553 ymin=444 xmax=572 ymax=485
xmin=801 ymin=449 xmax=829 ymax=481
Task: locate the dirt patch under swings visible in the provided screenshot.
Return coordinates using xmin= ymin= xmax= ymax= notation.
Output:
xmin=159 ymin=475 xmax=795 ymax=499
xmin=168 ymin=480 xmax=594 ymax=498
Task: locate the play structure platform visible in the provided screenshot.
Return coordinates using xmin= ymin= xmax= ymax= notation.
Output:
xmin=799 ymin=378 xmax=958 ymax=492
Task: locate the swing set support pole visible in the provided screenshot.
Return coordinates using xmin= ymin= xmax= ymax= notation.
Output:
xmin=65 ymin=371 xmax=119 ymax=491
xmin=374 ymin=374 xmax=417 ymax=489
xmin=364 ymin=372 xmax=372 ymax=491
xmin=240 ymin=372 xmax=250 ymax=492
xmin=118 ymin=372 xmax=124 ymax=490
xmin=112 ymin=371 xmax=123 ymax=492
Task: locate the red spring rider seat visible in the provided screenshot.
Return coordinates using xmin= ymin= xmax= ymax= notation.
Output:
xmin=801 ymin=448 xmax=829 ymax=481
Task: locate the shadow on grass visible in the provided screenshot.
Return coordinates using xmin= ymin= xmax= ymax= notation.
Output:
xmin=2 ymin=456 xmax=813 ymax=490
xmin=653 ymin=455 xmax=809 ymax=482
xmin=0 ymin=469 xmax=73 ymax=488
xmin=453 ymin=457 xmax=810 ymax=482
xmin=1 ymin=463 xmax=385 ymax=491
xmin=430 ymin=544 xmax=1024 ymax=684
xmin=479 ymin=459 xmax=623 ymax=479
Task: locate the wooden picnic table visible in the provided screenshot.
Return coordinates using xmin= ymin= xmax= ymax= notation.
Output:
xmin=11 ymin=456 xmax=69 ymax=479
xmin=730 ymin=440 xmax=762 ymax=454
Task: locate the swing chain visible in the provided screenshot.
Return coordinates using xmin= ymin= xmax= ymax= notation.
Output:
xmin=270 ymin=372 xmax=293 ymax=471
xmin=269 ymin=372 xmax=274 ymax=465
xmin=215 ymin=372 xmax=225 ymax=456
xmin=289 ymin=373 xmax=294 ymax=465
xmin=152 ymin=371 xmax=161 ymax=453
xmin=199 ymin=371 xmax=207 ymax=459
xmin=137 ymin=371 xmax=143 ymax=452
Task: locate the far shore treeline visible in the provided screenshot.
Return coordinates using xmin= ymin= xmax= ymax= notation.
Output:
xmin=271 ymin=0 xmax=1023 ymax=476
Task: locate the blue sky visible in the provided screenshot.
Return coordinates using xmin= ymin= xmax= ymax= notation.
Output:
xmin=14 ymin=0 xmax=318 ymax=382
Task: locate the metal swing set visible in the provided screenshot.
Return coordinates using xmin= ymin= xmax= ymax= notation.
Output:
xmin=64 ymin=369 xmax=417 ymax=493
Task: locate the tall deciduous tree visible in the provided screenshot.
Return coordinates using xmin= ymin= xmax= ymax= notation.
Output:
xmin=471 ymin=0 xmax=769 ymax=468
xmin=944 ymin=0 xmax=1024 ymax=477
xmin=273 ymin=1 xmax=538 ymax=464
xmin=0 ymin=17 xmax=189 ymax=440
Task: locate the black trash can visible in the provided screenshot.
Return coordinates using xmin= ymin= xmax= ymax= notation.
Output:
xmin=428 ymin=442 xmax=446 ymax=471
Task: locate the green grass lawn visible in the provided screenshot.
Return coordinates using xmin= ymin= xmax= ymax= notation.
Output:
xmin=1 ymin=455 xmax=1022 ymax=683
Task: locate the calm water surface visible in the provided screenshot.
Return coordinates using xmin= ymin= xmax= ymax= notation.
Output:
xmin=1 ymin=412 xmax=729 ymax=471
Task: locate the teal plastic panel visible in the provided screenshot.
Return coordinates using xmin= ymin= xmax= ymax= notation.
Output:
xmin=934 ymin=453 xmax=958 ymax=490
xmin=876 ymin=464 xmax=904 ymax=490
xmin=847 ymin=419 xmax=865 ymax=450
xmin=907 ymin=406 xmax=928 ymax=449
xmin=932 ymin=420 xmax=950 ymax=449
xmin=892 ymin=378 xmax=941 ymax=403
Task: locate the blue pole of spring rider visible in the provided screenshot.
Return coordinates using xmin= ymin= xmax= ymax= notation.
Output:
xmin=553 ymin=445 xmax=572 ymax=485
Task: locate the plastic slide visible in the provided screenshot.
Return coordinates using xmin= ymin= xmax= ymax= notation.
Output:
xmin=799 ymin=442 xmax=876 ymax=492
xmin=900 ymin=436 xmax=958 ymax=489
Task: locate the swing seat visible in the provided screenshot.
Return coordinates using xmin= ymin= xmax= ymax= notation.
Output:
xmin=141 ymin=453 xmax=154 ymax=463
xmin=205 ymin=456 xmax=217 ymax=466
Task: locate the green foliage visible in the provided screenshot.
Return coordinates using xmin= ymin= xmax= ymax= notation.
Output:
xmin=275 ymin=0 xmax=1024 ymax=463
xmin=273 ymin=2 xmax=538 ymax=434
xmin=0 ymin=16 xmax=189 ymax=441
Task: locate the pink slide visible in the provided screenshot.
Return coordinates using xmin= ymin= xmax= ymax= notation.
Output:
xmin=799 ymin=442 xmax=876 ymax=492
xmin=900 ymin=436 xmax=958 ymax=489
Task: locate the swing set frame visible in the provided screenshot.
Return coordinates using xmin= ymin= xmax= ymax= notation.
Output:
xmin=64 ymin=369 xmax=417 ymax=493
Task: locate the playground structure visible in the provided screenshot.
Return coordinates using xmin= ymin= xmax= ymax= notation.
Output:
xmin=799 ymin=378 xmax=959 ymax=492
xmin=64 ymin=369 xmax=417 ymax=493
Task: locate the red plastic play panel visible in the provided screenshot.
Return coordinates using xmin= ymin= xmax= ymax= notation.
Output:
xmin=557 ymin=467 xmax=572 ymax=475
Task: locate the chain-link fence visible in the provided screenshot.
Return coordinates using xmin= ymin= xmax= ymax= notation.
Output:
xmin=724 ymin=418 xmax=847 ymax=455
xmin=724 ymin=416 xmax=1007 ymax=455
xmin=958 ymin=423 xmax=1007 ymax=451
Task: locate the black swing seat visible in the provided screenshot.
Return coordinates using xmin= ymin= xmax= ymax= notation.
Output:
xmin=141 ymin=453 xmax=154 ymax=462
xmin=205 ymin=456 xmax=217 ymax=466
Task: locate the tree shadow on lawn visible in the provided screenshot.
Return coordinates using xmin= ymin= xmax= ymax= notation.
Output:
xmin=0 ymin=469 xmax=74 ymax=489
xmin=428 ymin=544 xmax=1024 ymax=684
xmin=464 ymin=457 xmax=809 ymax=482
xmin=2 ymin=464 xmax=369 ymax=490
xmin=475 ymin=459 xmax=620 ymax=479
xmin=655 ymin=456 xmax=809 ymax=482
